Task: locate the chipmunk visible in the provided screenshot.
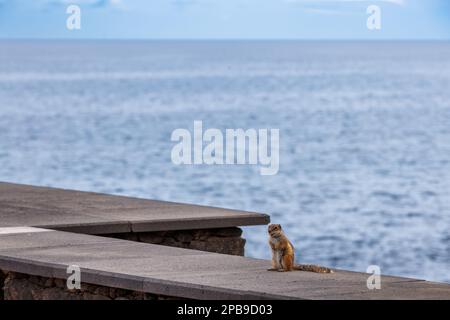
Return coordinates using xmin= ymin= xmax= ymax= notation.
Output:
xmin=267 ymin=224 xmax=333 ymax=273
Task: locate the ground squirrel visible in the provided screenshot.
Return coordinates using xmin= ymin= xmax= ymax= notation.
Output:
xmin=267 ymin=224 xmax=333 ymax=273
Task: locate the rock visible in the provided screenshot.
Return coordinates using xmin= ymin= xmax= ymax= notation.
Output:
xmin=193 ymin=237 xmax=245 ymax=255
xmin=0 ymin=269 xmax=6 ymax=300
xmin=82 ymin=283 xmax=98 ymax=293
xmin=4 ymin=276 xmax=36 ymax=300
xmin=2 ymin=271 xmax=178 ymax=300
xmin=94 ymin=286 xmax=110 ymax=297
xmin=41 ymin=287 xmax=80 ymax=300
xmin=174 ymin=231 xmax=194 ymax=243
xmin=115 ymin=288 xmax=131 ymax=297
xmin=44 ymin=278 xmax=54 ymax=288
xmin=109 ymin=288 xmax=117 ymax=299
xmin=213 ymin=227 xmax=243 ymax=238
xmin=160 ymin=237 xmax=181 ymax=247
xmin=54 ymin=278 xmax=66 ymax=288
xmin=193 ymin=230 xmax=212 ymax=240
xmin=189 ymin=240 xmax=208 ymax=252
xmin=130 ymin=292 xmax=145 ymax=300
xmin=144 ymin=293 xmax=157 ymax=300
xmin=28 ymin=275 xmax=44 ymax=286
xmin=138 ymin=233 xmax=164 ymax=244
xmin=82 ymin=292 xmax=111 ymax=300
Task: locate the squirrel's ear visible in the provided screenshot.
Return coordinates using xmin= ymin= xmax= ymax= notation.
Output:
xmin=277 ymin=224 xmax=282 ymax=229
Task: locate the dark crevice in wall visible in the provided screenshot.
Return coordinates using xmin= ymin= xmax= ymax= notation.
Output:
xmin=101 ymin=227 xmax=246 ymax=256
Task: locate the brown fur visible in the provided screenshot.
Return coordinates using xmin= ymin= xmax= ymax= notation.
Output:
xmin=267 ymin=224 xmax=333 ymax=273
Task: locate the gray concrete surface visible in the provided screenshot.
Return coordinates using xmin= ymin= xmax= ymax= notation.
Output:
xmin=0 ymin=182 xmax=269 ymax=234
xmin=1 ymin=228 xmax=449 ymax=300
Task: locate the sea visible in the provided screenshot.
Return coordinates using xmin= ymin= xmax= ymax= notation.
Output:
xmin=0 ymin=40 xmax=449 ymax=283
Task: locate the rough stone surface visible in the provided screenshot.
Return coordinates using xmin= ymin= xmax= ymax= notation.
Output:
xmin=0 ymin=269 xmax=5 ymax=300
xmin=2 ymin=271 xmax=181 ymax=300
xmin=104 ymin=227 xmax=246 ymax=256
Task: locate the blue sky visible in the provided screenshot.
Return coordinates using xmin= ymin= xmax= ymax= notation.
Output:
xmin=0 ymin=0 xmax=449 ymax=39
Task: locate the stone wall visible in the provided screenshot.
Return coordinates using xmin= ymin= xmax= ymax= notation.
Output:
xmin=1 ymin=271 xmax=182 ymax=300
xmin=103 ymin=227 xmax=246 ymax=256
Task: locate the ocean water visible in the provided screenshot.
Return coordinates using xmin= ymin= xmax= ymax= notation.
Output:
xmin=0 ymin=40 xmax=449 ymax=283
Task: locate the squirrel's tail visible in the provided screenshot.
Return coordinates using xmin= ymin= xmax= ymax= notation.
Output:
xmin=293 ymin=264 xmax=334 ymax=273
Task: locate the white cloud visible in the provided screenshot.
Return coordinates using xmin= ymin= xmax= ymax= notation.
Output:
xmin=285 ymin=0 xmax=406 ymax=15
xmin=286 ymin=0 xmax=406 ymax=5
xmin=46 ymin=0 xmax=123 ymax=7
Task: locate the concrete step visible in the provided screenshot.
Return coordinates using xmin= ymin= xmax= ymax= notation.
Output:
xmin=0 ymin=182 xmax=269 ymax=234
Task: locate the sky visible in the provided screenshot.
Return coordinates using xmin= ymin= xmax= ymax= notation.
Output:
xmin=0 ymin=0 xmax=449 ymax=39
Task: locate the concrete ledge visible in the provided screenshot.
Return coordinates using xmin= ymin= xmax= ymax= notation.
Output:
xmin=0 ymin=182 xmax=270 ymax=234
xmin=1 ymin=229 xmax=449 ymax=300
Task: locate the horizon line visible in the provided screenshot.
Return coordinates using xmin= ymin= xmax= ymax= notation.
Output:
xmin=1 ymin=38 xmax=449 ymax=42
